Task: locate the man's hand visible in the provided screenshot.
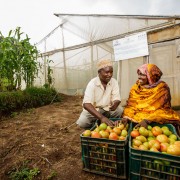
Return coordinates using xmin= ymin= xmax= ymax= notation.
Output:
xmin=109 ymin=103 xmax=117 ymax=111
xmin=100 ymin=116 xmax=114 ymax=127
xmin=109 ymin=100 xmax=120 ymax=111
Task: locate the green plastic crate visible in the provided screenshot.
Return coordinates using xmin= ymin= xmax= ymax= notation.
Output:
xmin=129 ymin=123 xmax=180 ymax=180
xmin=80 ymin=118 xmax=129 ymax=179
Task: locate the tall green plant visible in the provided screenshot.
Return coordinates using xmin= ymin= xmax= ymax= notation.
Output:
xmin=0 ymin=27 xmax=39 ymax=90
xmin=47 ymin=59 xmax=53 ymax=87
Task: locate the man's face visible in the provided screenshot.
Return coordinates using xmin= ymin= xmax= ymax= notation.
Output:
xmin=98 ymin=66 xmax=113 ymax=83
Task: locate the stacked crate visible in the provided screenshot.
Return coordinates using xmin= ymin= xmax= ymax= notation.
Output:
xmin=129 ymin=123 xmax=180 ymax=180
xmin=80 ymin=118 xmax=129 ymax=179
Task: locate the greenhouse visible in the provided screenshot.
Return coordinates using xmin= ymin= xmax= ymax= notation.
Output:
xmin=36 ymin=14 xmax=180 ymax=106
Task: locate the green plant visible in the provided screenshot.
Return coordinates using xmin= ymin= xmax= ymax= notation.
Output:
xmin=47 ymin=170 xmax=57 ymax=180
xmin=0 ymin=87 xmax=61 ymax=116
xmin=8 ymin=160 xmax=40 ymax=180
xmin=43 ymin=83 xmax=49 ymax=89
xmin=46 ymin=59 xmax=54 ymax=88
xmin=0 ymin=27 xmax=39 ymax=90
xmin=9 ymin=167 xmax=40 ymax=180
xmin=10 ymin=112 xmax=18 ymax=118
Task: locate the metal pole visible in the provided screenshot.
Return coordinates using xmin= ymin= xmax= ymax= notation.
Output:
xmin=44 ymin=40 xmax=47 ymax=84
xmin=61 ymin=25 xmax=68 ymax=94
xmin=91 ymin=45 xmax=94 ymax=78
xmin=117 ymin=61 xmax=122 ymax=89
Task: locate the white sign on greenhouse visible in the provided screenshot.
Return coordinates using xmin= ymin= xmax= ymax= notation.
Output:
xmin=113 ymin=31 xmax=149 ymax=61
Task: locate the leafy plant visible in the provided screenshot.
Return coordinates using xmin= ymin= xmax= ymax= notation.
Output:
xmin=9 ymin=167 xmax=40 ymax=180
xmin=0 ymin=87 xmax=61 ymax=116
xmin=8 ymin=159 xmax=40 ymax=180
xmin=45 ymin=58 xmax=54 ymax=88
xmin=47 ymin=170 xmax=57 ymax=180
xmin=0 ymin=27 xmax=39 ymax=90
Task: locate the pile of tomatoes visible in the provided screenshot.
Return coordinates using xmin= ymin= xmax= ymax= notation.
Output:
xmin=130 ymin=125 xmax=180 ymax=156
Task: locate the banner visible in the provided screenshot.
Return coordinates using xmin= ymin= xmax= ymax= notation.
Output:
xmin=113 ymin=31 xmax=149 ymax=61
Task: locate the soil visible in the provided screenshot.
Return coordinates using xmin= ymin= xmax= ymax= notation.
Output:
xmin=0 ymin=94 xmax=116 ymax=180
xmin=0 ymin=94 xmax=180 ymax=180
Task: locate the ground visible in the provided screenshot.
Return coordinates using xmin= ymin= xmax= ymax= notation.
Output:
xmin=1 ymin=95 xmax=180 ymax=180
xmin=0 ymin=94 xmax=116 ymax=180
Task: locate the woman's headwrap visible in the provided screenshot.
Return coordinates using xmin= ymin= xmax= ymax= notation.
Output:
xmin=97 ymin=59 xmax=113 ymax=71
xmin=137 ymin=64 xmax=163 ymax=85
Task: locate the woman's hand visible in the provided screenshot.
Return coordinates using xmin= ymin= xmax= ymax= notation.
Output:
xmin=134 ymin=119 xmax=151 ymax=129
xmin=114 ymin=118 xmax=129 ymax=127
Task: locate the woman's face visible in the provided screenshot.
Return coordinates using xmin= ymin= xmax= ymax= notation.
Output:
xmin=138 ymin=71 xmax=148 ymax=85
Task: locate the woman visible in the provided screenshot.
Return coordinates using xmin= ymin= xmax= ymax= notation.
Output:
xmin=123 ymin=64 xmax=180 ymax=132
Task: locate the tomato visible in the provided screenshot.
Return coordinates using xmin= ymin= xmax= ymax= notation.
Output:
xmin=132 ymin=145 xmax=139 ymax=149
xmin=169 ymin=134 xmax=177 ymax=141
xmin=91 ymin=131 xmax=101 ymax=138
xmin=152 ymin=141 xmax=160 ymax=150
xmin=149 ymin=139 xmax=160 ymax=149
xmin=150 ymin=147 xmax=159 ymax=152
xmin=139 ymin=127 xmax=149 ymax=137
xmin=143 ymin=142 xmax=149 ymax=149
xmin=133 ymin=139 xmax=142 ymax=147
xmin=152 ymin=126 xmax=162 ymax=136
xmin=99 ymin=130 xmax=109 ymax=139
xmin=107 ymin=126 xmax=113 ymax=133
xmin=131 ymin=130 xmax=140 ymax=138
xmin=148 ymin=130 xmax=153 ymax=137
xmin=162 ymin=129 xmax=172 ymax=136
xmin=174 ymin=141 xmax=180 ymax=146
xmin=156 ymin=134 xmax=169 ymax=143
xmin=160 ymin=143 xmax=169 ymax=152
xmin=167 ymin=144 xmax=180 ymax=156
xmin=109 ymin=132 xmax=118 ymax=140
xmin=113 ymin=127 xmax=121 ymax=135
xmin=136 ymin=135 xmax=147 ymax=143
xmin=99 ymin=123 xmax=107 ymax=130
xmin=119 ymin=136 xmax=126 ymax=140
xmin=168 ymin=138 xmax=176 ymax=144
xmin=139 ymin=144 xmax=148 ymax=151
xmin=118 ymin=123 xmax=124 ymax=130
xmin=83 ymin=130 xmax=91 ymax=137
xmin=147 ymin=136 xmax=155 ymax=141
xmin=121 ymin=129 xmax=128 ymax=137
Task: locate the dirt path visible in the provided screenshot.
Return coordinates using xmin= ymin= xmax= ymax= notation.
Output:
xmin=0 ymin=94 xmax=115 ymax=180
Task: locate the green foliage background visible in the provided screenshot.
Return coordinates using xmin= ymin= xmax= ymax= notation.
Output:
xmin=0 ymin=27 xmax=39 ymax=91
xmin=0 ymin=87 xmax=61 ymax=117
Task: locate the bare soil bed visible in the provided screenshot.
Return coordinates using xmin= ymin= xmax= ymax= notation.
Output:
xmin=0 ymin=94 xmax=116 ymax=180
xmin=1 ymin=94 xmax=180 ymax=180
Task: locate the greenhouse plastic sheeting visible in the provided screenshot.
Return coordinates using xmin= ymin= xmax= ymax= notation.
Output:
xmin=34 ymin=15 xmax=180 ymax=106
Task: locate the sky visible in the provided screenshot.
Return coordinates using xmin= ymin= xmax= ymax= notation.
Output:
xmin=0 ymin=0 xmax=180 ymax=45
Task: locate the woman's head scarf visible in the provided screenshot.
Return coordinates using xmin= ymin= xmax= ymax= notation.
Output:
xmin=137 ymin=64 xmax=163 ymax=85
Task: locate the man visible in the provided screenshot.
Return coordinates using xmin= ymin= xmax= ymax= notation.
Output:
xmin=76 ymin=59 xmax=123 ymax=129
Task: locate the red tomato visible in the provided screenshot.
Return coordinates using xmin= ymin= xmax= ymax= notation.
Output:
xmin=131 ymin=130 xmax=140 ymax=138
xmin=152 ymin=126 xmax=162 ymax=136
xmin=109 ymin=132 xmax=119 ymax=140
